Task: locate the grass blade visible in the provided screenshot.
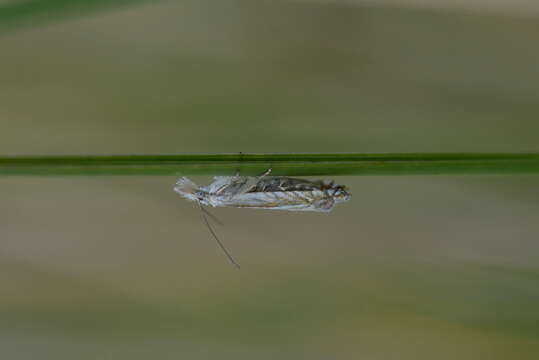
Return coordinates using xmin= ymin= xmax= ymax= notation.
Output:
xmin=1 ymin=153 xmax=539 ymax=176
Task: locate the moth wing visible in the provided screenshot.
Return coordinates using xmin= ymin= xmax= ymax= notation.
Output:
xmin=220 ymin=190 xmax=336 ymax=212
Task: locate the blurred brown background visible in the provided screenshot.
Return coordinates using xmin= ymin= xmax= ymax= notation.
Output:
xmin=1 ymin=1 xmax=539 ymax=359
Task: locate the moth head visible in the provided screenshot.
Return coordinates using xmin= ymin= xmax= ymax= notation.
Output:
xmin=331 ymin=185 xmax=351 ymax=203
xmin=174 ymin=177 xmax=208 ymax=204
xmin=194 ymin=190 xmax=211 ymax=206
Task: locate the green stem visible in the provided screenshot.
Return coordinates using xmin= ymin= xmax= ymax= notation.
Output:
xmin=1 ymin=153 xmax=539 ymax=176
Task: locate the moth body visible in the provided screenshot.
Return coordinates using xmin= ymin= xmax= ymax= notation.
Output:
xmin=174 ymin=172 xmax=351 ymax=212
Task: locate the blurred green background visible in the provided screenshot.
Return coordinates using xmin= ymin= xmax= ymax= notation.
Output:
xmin=1 ymin=0 xmax=539 ymax=359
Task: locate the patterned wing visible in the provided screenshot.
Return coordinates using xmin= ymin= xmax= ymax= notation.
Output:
xmin=217 ymin=190 xmax=336 ymax=212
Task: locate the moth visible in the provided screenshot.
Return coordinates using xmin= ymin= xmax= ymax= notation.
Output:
xmin=174 ymin=169 xmax=351 ymax=268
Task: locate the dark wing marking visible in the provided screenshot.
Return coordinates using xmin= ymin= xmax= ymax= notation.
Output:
xmin=250 ymin=177 xmax=327 ymax=193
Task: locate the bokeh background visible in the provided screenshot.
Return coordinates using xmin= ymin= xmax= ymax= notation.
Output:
xmin=1 ymin=0 xmax=539 ymax=359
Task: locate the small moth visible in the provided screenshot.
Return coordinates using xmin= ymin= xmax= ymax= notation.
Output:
xmin=174 ymin=169 xmax=351 ymax=267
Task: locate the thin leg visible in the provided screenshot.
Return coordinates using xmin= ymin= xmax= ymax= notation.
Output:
xmin=212 ymin=168 xmax=272 ymax=197
xmin=234 ymin=168 xmax=272 ymax=196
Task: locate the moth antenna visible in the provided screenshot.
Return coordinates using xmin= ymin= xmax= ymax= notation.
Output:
xmin=200 ymin=206 xmax=224 ymax=226
xmin=198 ymin=202 xmax=240 ymax=269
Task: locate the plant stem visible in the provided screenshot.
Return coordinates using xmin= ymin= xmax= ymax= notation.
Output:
xmin=1 ymin=153 xmax=539 ymax=176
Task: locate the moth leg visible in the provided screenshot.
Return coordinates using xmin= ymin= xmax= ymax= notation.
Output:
xmin=233 ymin=168 xmax=272 ymax=196
xmin=260 ymin=168 xmax=272 ymax=177
xmin=210 ymin=175 xmax=250 ymax=196
xmin=206 ymin=176 xmax=237 ymax=195
xmin=213 ymin=168 xmax=272 ymax=197
xmin=232 ymin=166 xmax=266 ymax=180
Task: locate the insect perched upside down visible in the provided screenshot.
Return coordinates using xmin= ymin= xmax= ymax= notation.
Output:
xmin=174 ymin=169 xmax=351 ymax=267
